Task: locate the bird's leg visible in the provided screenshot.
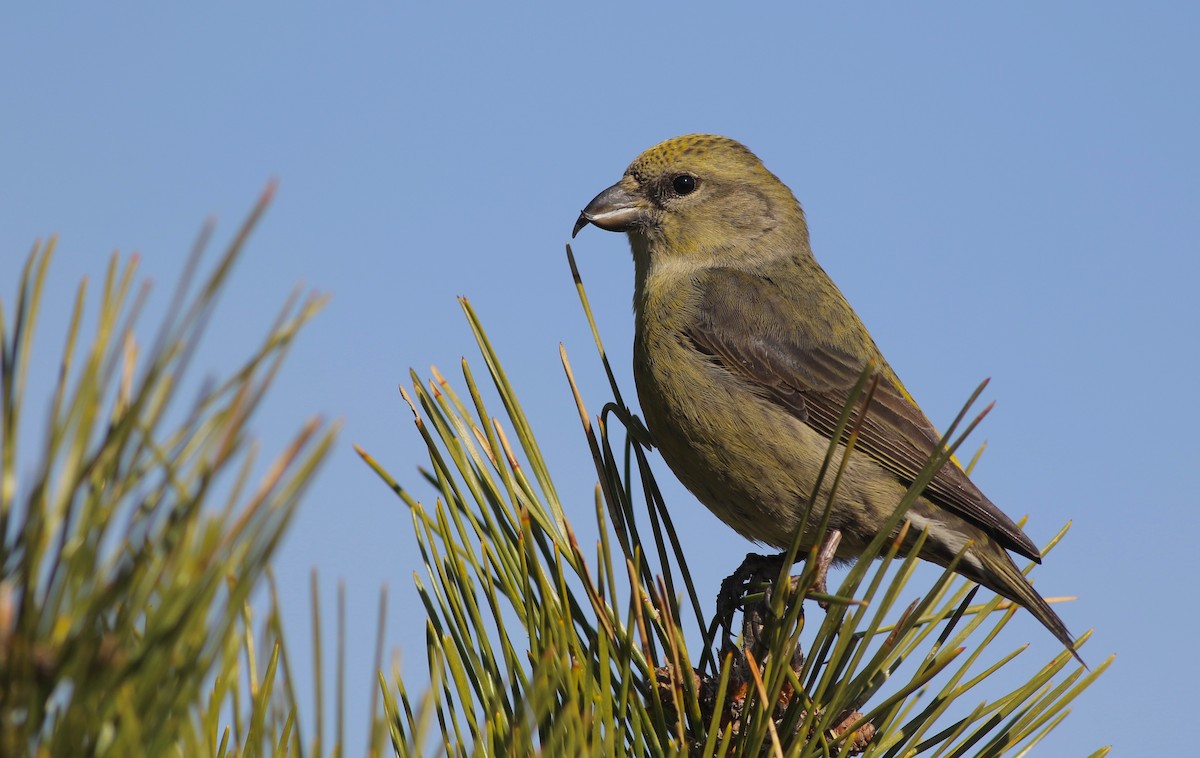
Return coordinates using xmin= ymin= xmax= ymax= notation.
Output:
xmin=716 ymin=553 xmax=785 ymax=650
xmin=714 ymin=532 xmax=843 ymax=666
xmin=813 ymin=529 xmax=842 ymax=610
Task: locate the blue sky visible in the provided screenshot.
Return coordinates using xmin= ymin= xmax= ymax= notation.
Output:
xmin=4 ymin=4 xmax=1197 ymax=753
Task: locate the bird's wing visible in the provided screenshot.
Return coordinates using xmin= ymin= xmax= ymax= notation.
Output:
xmin=685 ymin=266 xmax=1042 ymax=562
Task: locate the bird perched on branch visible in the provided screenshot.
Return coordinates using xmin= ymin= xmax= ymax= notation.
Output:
xmin=572 ymin=134 xmax=1078 ymax=660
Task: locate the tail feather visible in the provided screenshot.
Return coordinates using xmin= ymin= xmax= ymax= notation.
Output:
xmin=966 ymin=543 xmax=1085 ymax=667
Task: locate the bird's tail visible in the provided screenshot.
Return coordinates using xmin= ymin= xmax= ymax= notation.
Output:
xmin=962 ymin=541 xmax=1085 ymax=667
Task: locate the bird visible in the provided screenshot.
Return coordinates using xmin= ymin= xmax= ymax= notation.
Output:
xmin=571 ymin=134 xmax=1078 ymax=660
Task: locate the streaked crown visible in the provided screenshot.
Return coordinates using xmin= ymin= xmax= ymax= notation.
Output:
xmin=626 ymin=134 xmax=765 ymax=180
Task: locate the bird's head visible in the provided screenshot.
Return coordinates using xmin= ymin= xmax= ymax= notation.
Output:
xmin=572 ymin=134 xmax=807 ymax=262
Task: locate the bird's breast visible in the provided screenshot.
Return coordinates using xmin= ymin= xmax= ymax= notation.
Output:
xmin=632 ymin=291 xmax=826 ymax=546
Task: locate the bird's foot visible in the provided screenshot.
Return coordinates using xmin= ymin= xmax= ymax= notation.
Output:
xmin=714 ymin=530 xmax=844 ymax=652
xmin=715 ymin=552 xmax=787 ymax=653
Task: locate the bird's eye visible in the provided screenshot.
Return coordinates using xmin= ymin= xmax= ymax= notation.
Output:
xmin=672 ymin=174 xmax=697 ymax=196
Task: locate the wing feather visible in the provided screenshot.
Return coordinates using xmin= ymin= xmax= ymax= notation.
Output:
xmin=685 ymin=266 xmax=1042 ymax=562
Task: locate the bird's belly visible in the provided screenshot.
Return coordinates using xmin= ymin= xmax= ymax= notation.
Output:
xmin=634 ymin=338 xmax=871 ymax=550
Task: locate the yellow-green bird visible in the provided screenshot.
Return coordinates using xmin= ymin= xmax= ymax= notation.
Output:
xmin=572 ymin=134 xmax=1078 ymax=659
